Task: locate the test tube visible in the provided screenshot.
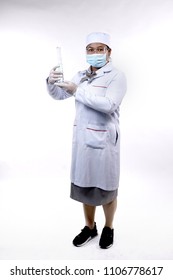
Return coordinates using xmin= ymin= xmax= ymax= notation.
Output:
xmin=55 ymin=46 xmax=64 ymax=83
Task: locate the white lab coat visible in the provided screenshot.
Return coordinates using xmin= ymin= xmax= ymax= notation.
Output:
xmin=47 ymin=62 xmax=127 ymax=191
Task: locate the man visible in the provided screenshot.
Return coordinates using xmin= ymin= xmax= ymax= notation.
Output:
xmin=47 ymin=32 xmax=127 ymax=249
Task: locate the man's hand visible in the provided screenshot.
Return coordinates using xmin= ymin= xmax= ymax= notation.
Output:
xmin=57 ymin=81 xmax=77 ymax=95
xmin=48 ymin=66 xmax=63 ymax=84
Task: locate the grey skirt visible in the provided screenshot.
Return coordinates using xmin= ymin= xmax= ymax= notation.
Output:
xmin=70 ymin=183 xmax=118 ymax=206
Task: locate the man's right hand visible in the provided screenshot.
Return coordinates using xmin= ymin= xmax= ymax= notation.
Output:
xmin=48 ymin=66 xmax=63 ymax=84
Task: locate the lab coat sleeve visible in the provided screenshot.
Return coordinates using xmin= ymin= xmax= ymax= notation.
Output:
xmin=46 ymin=78 xmax=72 ymax=100
xmin=74 ymin=72 xmax=127 ymax=114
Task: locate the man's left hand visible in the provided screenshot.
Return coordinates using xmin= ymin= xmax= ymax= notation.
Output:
xmin=56 ymin=81 xmax=77 ymax=95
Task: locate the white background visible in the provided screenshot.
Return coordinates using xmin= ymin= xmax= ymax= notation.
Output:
xmin=0 ymin=0 xmax=173 ymax=260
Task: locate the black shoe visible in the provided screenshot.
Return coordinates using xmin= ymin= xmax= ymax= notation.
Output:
xmin=73 ymin=223 xmax=98 ymax=247
xmin=99 ymin=227 xmax=114 ymax=249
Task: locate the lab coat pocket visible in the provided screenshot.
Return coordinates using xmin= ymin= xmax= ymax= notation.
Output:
xmin=85 ymin=124 xmax=108 ymax=149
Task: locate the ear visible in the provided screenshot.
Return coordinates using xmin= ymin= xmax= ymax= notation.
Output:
xmin=107 ymin=48 xmax=111 ymax=60
xmin=108 ymin=48 xmax=112 ymax=55
xmin=107 ymin=48 xmax=112 ymax=62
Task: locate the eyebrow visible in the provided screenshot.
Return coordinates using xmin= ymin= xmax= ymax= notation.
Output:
xmin=86 ymin=45 xmax=105 ymax=48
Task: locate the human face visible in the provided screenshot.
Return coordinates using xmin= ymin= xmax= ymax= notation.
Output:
xmin=86 ymin=43 xmax=111 ymax=68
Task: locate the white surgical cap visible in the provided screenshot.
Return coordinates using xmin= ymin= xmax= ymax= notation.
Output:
xmin=86 ymin=32 xmax=111 ymax=48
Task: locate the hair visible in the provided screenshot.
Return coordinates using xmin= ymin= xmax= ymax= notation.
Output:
xmin=106 ymin=45 xmax=111 ymax=51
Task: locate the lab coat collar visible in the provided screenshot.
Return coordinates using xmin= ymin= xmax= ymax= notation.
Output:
xmin=79 ymin=62 xmax=113 ymax=83
xmin=80 ymin=68 xmax=97 ymax=83
xmin=96 ymin=61 xmax=113 ymax=75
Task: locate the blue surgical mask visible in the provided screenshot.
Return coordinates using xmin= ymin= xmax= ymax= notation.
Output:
xmin=86 ymin=53 xmax=107 ymax=68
